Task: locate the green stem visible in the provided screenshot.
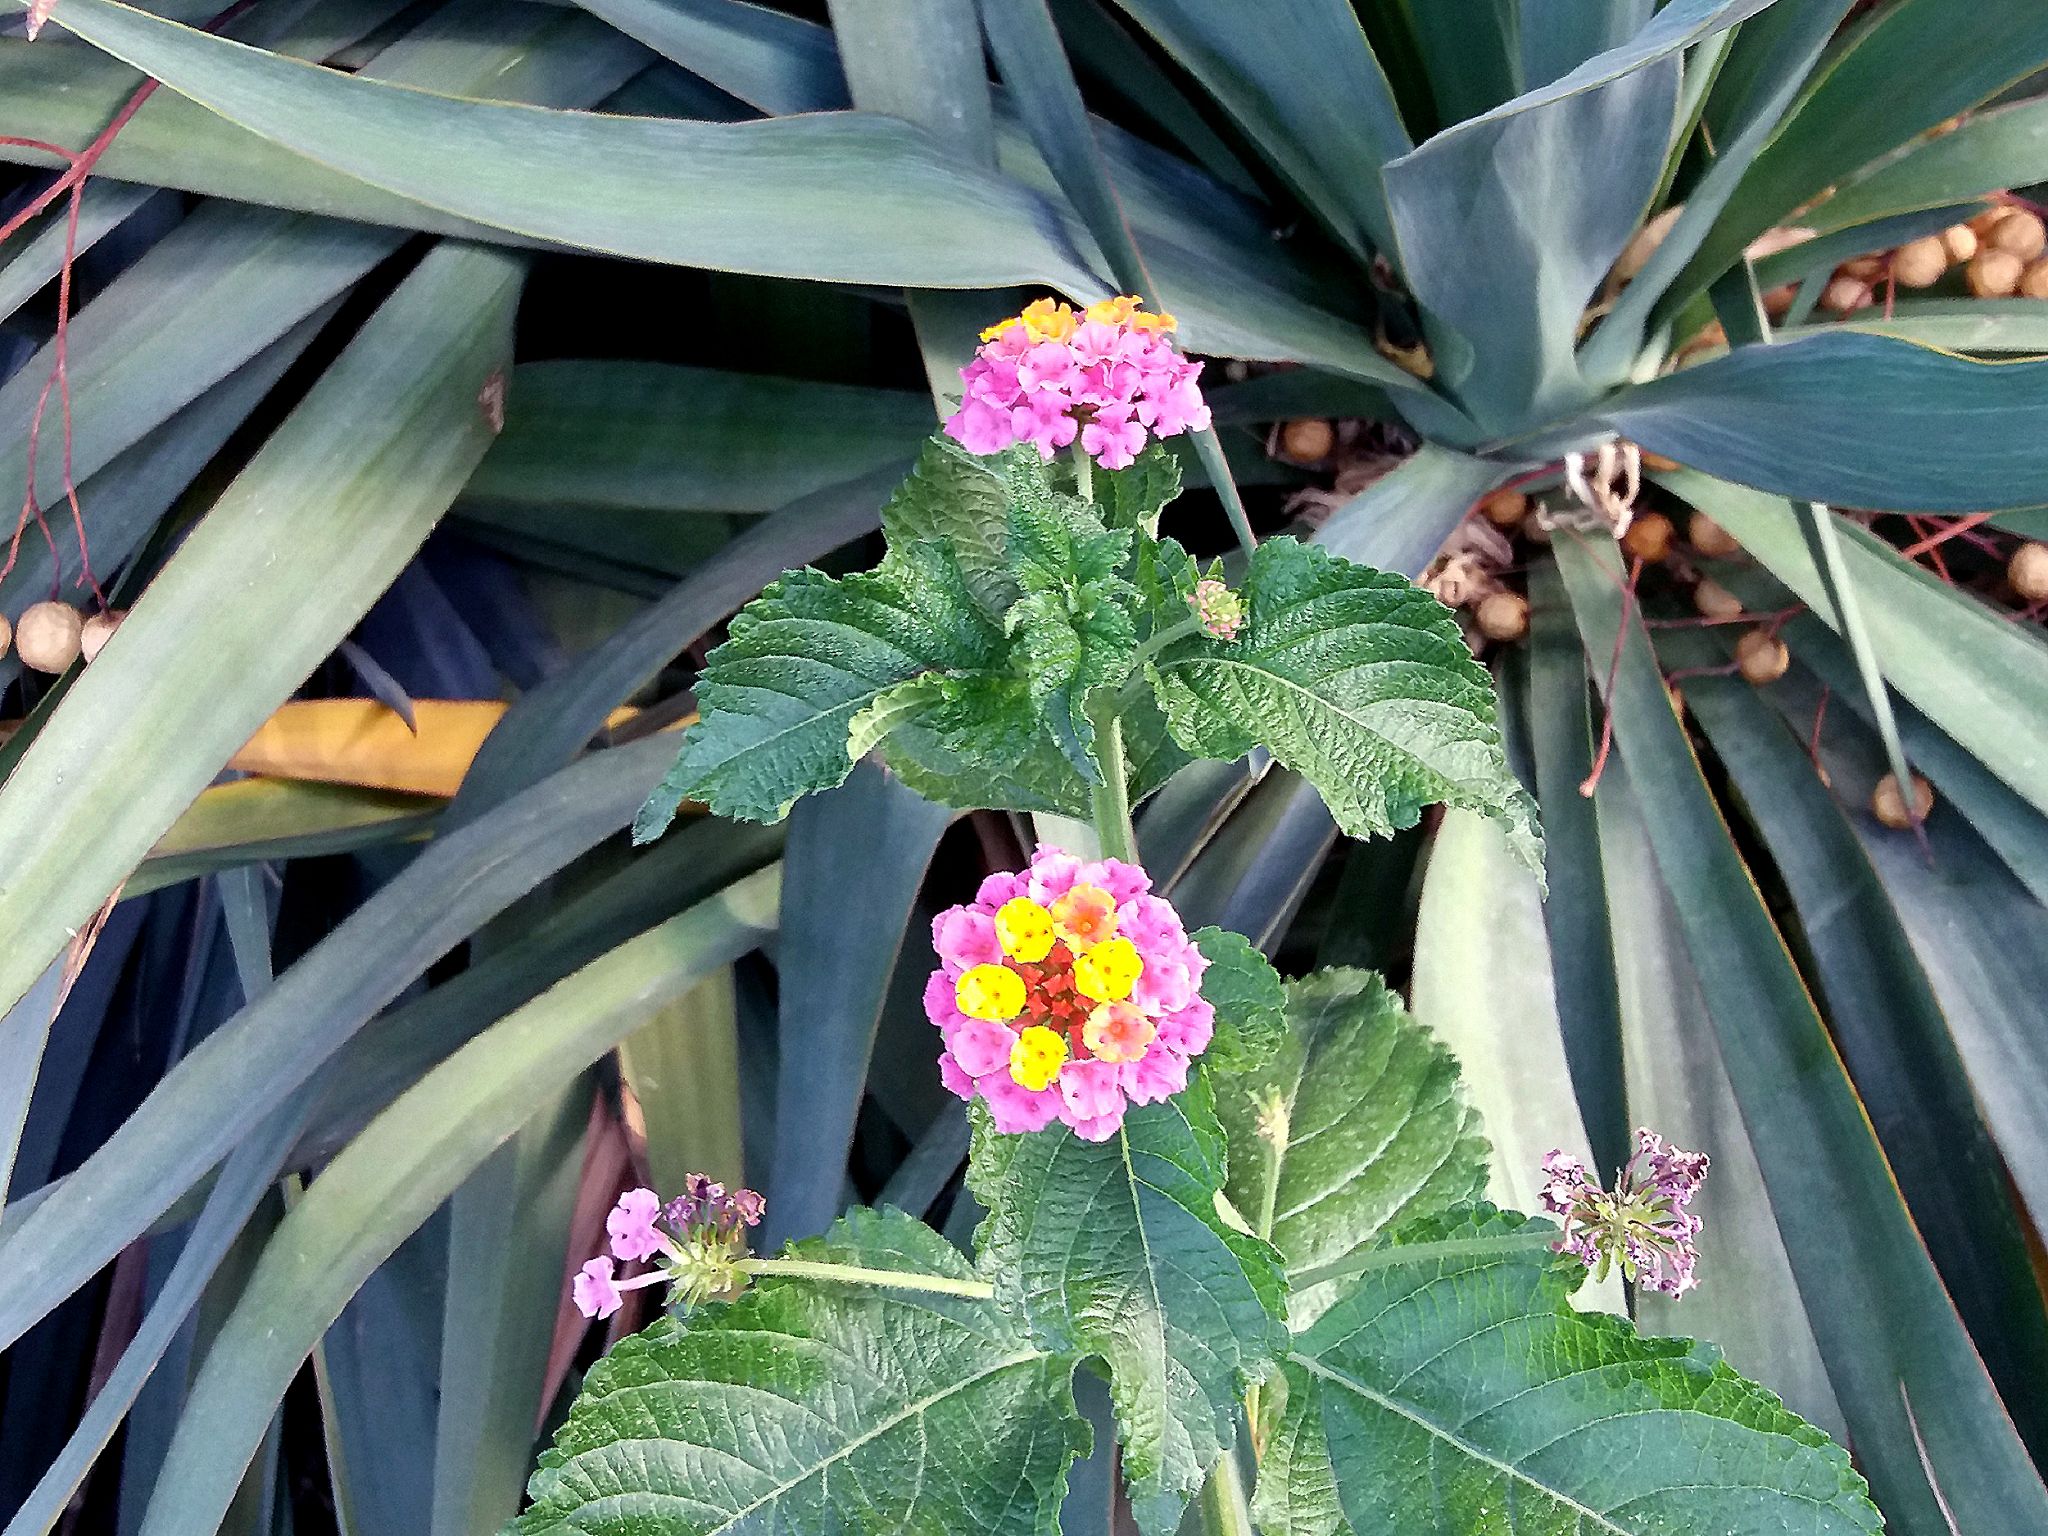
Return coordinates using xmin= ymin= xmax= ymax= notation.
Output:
xmin=1132 ymin=614 xmax=1203 ymax=668
xmin=738 ymin=1257 xmax=995 ymax=1300
xmin=1071 ymin=443 xmax=1094 ymax=503
xmin=1243 ymin=1091 xmax=1287 ymax=1446
xmin=1289 ymin=1228 xmax=1558 ymax=1291
xmin=1085 ymin=695 xmax=1136 ymax=863
xmin=1200 ymin=1452 xmax=1258 ymax=1536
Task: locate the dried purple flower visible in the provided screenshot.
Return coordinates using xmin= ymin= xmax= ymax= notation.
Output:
xmin=574 ymin=1175 xmax=768 ymax=1317
xmin=1540 ymin=1129 xmax=1709 ymax=1296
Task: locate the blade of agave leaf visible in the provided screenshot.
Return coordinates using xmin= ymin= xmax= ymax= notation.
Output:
xmin=1516 ymin=0 xmax=1650 ymax=91
xmin=1134 ymin=756 xmax=1261 ymax=887
xmin=0 ymin=734 xmax=674 ymax=1351
xmin=1579 ymin=0 xmax=1853 ymax=381
xmin=131 ymin=780 xmax=441 ymax=898
xmin=570 ymin=0 xmax=847 ymax=112
xmin=1522 ymin=564 xmax=1627 ymax=1176
xmin=1588 ymin=757 xmax=1845 ymax=1441
xmin=1409 ymin=810 xmax=1622 ymax=1315
xmin=1385 ymin=55 xmax=1676 ymax=432
xmin=1782 ymin=95 xmax=2048 ymax=241
xmin=2 ymin=1087 xmax=319 ymax=1536
xmin=134 ymin=869 xmax=779 ymax=1536
xmin=1678 ymin=654 xmax=2048 ymax=1452
xmin=1778 ymin=610 xmax=2048 ymax=905
xmin=873 ymin=1104 xmax=970 ymax=1218
xmin=1597 ymin=334 xmax=2048 ymax=511
xmin=977 ymin=0 xmax=1257 ymax=551
xmin=465 ymin=363 xmax=929 ymax=517
xmin=1555 ymin=532 xmax=2048 ymax=1536
xmin=0 ymin=240 xmax=521 ymax=1023
xmin=1104 ymin=0 xmax=1411 ymax=259
xmin=1406 ymin=0 xmax=1518 ymax=121
xmin=1162 ymin=769 xmax=1336 ymax=952
xmin=1673 ymin=473 xmax=2048 ymax=814
xmin=429 ymin=1082 xmax=587 ymax=1536
xmin=762 ymin=762 xmax=954 ymax=1245
xmin=0 ymin=183 xmax=156 ymax=328
xmin=618 ymin=970 xmax=746 ymax=1192
xmin=1684 ymin=0 xmax=2048 ymax=304
xmin=1311 ymin=442 xmax=1515 ymax=578
xmin=0 ymin=964 xmax=64 ymax=1211
xmin=1812 ymin=298 xmax=2048 ymax=352
xmin=451 ymin=466 xmax=899 ymax=826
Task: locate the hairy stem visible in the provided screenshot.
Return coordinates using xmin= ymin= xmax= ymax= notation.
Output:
xmin=1086 ymin=695 xmax=1136 ymax=863
xmin=1071 ymin=443 xmax=1094 ymax=504
xmin=738 ymin=1257 xmax=995 ymax=1300
xmin=1201 ymin=1452 xmax=1258 ymax=1536
xmin=1289 ymin=1227 xmax=1559 ymax=1291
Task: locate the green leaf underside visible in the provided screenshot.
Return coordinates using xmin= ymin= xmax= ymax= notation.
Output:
xmin=634 ymin=539 xmax=1003 ymax=835
xmin=1258 ymin=1206 xmax=1882 ymax=1536
xmin=507 ymin=1209 xmax=1084 ymax=1536
xmin=1217 ymin=970 xmax=1487 ymax=1320
xmin=967 ymin=1079 xmax=1287 ymax=1535
xmin=1150 ymin=539 xmax=1540 ymax=866
xmin=1186 ymin=926 xmax=1287 ymax=1075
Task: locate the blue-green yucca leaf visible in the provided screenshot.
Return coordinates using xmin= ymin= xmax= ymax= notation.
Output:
xmin=506 ymin=1208 xmax=1086 ymax=1536
xmin=1215 ymin=968 xmax=1487 ymax=1322
xmin=1598 ymin=331 xmax=2048 ymax=511
xmin=1257 ymin=1205 xmax=1884 ymax=1536
xmin=967 ymin=1077 xmax=1288 ymax=1536
xmin=1149 ymin=538 xmax=1541 ymax=868
xmin=879 ymin=436 xmax=1018 ymax=617
xmin=1186 ymin=926 xmax=1286 ymax=1075
xmin=634 ymin=541 xmax=1005 ymax=837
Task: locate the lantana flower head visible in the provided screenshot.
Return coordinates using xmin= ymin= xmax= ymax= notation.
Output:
xmin=571 ymin=1175 xmax=765 ymax=1319
xmin=926 ymin=845 xmax=1214 ymax=1142
xmin=943 ymin=296 xmax=1211 ymax=470
xmin=1540 ymin=1129 xmax=1710 ymax=1296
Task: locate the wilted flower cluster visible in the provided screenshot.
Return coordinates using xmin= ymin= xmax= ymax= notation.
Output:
xmin=1540 ymin=1129 xmax=1710 ymax=1296
xmin=572 ymin=1174 xmax=764 ymax=1319
xmin=942 ymin=295 xmax=1211 ymax=469
xmin=926 ymin=845 xmax=1213 ymax=1141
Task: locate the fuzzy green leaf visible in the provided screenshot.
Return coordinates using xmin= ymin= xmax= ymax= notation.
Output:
xmin=967 ymin=1078 xmax=1287 ymax=1536
xmin=1216 ymin=969 xmax=1487 ymax=1323
xmin=876 ymin=673 xmax=1093 ymax=815
xmin=1096 ymin=443 xmax=1183 ymax=535
xmin=879 ymin=435 xmax=1017 ymax=617
xmin=1258 ymin=1205 xmax=1882 ymax=1536
xmin=506 ymin=1208 xmax=1085 ymax=1536
xmin=1149 ymin=538 xmax=1540 ymax=866
xmin=1188 ymin=926 xmax=1286 ymax=1075
xmin=634 ymin=541 xmax=1003 ymax=835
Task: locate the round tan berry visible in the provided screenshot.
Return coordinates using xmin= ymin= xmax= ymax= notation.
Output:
xmin=1762 ymin=284 xmax=1798 ymax=318
xmin=2022 ymin=259 xmax=2048 ymax=300
xmin=1475 ymin=590 xmax=1529 ymax=643
xmin=1735 ymin=629 xmax=1790 ymax=684
xmin=1479 ymin=487 xmax=1528 ymax=529
xmin=1279 ymin=418 xmax=1335 ymax=461
xmin=1968 ymin=207 xmax=2007 ymax=237
xmin=15 ymin=601 xmax=83 ymax=673
xmin=1694 ymin=578 xmax=1744 ymax=621
xmin=2009 ymin=541 xmax=2048 ymax=602
xmin=1892 ymin=236 xmax=1949 ymax=289
xmin=1621 ymin=511 xmax=1675 ymax=563
xmin=1988 ymin=209 xmax=2048 ymax=261
xmin=1942 ymin=224 xmax=1978 ymax=263
xmin=1822 ymin=276 xmax=1873 ymax=314
xmin=0 ymin=611 xmax=10 ymax=661
xmin=1640 ymin=449 xmax=1680 ymax=473
xmin=1689 ymin=512 xmax=1741 ymax=558
xmin=1969 ymin=249 xmax=2024 ymax=298
xmin=1872 ymin=772 xmax=1934 ymax=829
xmin=1839 ymin=254 xmax=1886 ymax=281
xmin=80 ymin=609 xmax=124 ymax=663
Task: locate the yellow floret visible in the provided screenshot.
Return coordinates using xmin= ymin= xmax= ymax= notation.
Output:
xmin=956 ymin=963 xmax=1025 ymax=1023
xmin=996 ymin=897 xmax=1056 ymax=963
xmin=1019 ymin=297 xmax=1077 ymax=342
xmin=1086 ymin=294 xmax=1142 ymax=325
xmin=1010 ymin=1025 xmax=1068 ymax=1091
xmin=1073 ymin=937 xmax=1143 ymax=1003
xmin=1130 ymin=309 xmax=1178 ymax=334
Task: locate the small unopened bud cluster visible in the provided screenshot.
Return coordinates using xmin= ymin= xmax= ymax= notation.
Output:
xmin=1540 ymin=1129 xmax=1709 ymax=1296
xmin=572 ymin=1174 xmax=765 ymax=1319
xmin=1189 ymin=576 xmax=1244 ymax=641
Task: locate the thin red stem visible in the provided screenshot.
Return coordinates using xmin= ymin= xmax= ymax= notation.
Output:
xmin=1898 ymin=512 xmax=1997 ymax=559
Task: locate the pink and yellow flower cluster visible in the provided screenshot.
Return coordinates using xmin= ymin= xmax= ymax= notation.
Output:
xmin=926 ymin=846 xmax=1213 ymax=1141
xmin=942 ymin=296 xmax=1211 ymax=469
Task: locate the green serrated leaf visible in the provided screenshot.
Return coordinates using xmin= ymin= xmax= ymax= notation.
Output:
xmin=1149 ymin=538 xmax=1541 ymax=868
xmin=1187 ymin=926 xmax=1285 ymax=1075
xmin=879 ymin=435 xmax=1018 ymax=616
xmin=1257 ymin=1204 xmax=1883 ymax=1536
xmin=1216 ymin=969 xmax=1487 ymax=1324
xmin=635 ymin=541 xmax=1002 ymax=834
xmin=1131 ymin=533 xmax=1202 ymax=641
xmin=880 ymin=673 xmax=1088 ymax=815
xmin=967 ymin=1079 xmax=1286 ymax=1536
xmin=507 ymin=1208 xmax=1085 ymax=1536
xmin=1096 ymin=443 xmax=1182 ymax=535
